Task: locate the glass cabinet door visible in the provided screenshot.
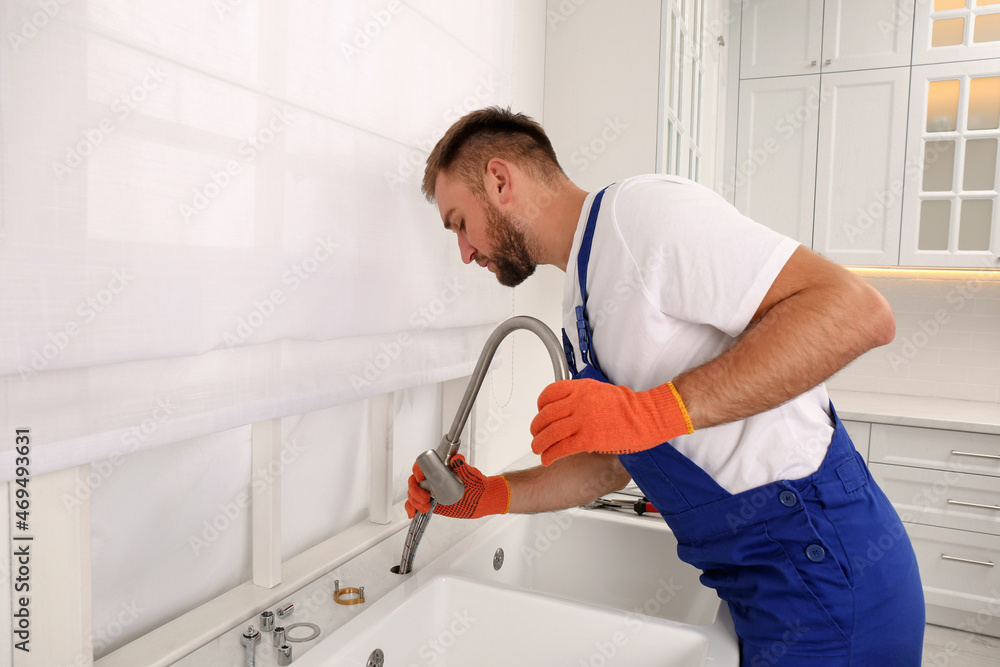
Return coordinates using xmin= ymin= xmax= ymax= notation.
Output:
xmin=900 ymin=60 xmax=1000 ymax=268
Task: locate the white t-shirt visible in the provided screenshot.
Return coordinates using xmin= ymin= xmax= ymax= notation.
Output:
xmin=562 ymin=175 xmax=834 ymax=494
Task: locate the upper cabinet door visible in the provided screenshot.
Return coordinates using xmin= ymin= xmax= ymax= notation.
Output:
xmin=900 ymin=61 xmax=1000 ymax=268
xmin=822 ymin=0 xmax=915 ymax=73
xmin=913 ymin=0 xmax=1000 ymax=66
xmin=813 ymin=68 xmax=911 ymax=265
xmin=735 ymin=76 xmax=821 ymax=246
xmin=740 ymin=0 xmax=824 ymax=79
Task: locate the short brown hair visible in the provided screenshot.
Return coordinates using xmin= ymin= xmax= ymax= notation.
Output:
xmin=421 ymin=106 xmax=565 ymax=202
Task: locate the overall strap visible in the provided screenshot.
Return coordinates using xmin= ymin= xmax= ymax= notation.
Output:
xmin=573 ymin=186 xmax=612 ymax=374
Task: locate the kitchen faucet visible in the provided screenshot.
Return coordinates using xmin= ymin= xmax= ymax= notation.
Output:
xmin=394 ymin=316 xmax=570 ymax=574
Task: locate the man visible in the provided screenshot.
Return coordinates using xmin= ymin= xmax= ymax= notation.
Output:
xmin=406 ymin=107 xmax=924 ymax=664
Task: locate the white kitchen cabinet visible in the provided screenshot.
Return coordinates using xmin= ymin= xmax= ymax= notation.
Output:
xmin=908 ymin=523 xmax=1000 ymax=638
xmin=912 ymin=0 xmax=1000 ymax=66
xmin=740 ymin=0 xmax=824 ymax=79
xmin=866 ymin=421 xmax=1000 ymax=638
xmin=899 ymin=60 xmax=1000 ymax=268
xmin=734 ymin=76 xmax=820 ymax=246
xmin=740 ymin=0 xmax=913 ymax=79
xmin=821 ymin=0 xmax=915 ymax=73
xmin=813 ymin=67 xmax=911 ymax=265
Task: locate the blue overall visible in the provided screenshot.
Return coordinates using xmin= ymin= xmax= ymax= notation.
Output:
xmin=563 ymin=187 xmax=925 ymax=665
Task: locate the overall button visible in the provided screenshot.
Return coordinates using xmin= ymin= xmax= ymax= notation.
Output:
xmin=806 ymin=544 xmax=826 ymax=563
xmin=778 ymin=490 xmax=798 ymax=507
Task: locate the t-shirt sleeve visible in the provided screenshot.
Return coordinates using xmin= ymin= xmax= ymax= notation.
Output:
xmin=611 ymin=177 xmax=800 ymax=338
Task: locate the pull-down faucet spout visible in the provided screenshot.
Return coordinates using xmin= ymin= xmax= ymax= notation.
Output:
xmin=394 ymin=316 xmax=570 ymax=575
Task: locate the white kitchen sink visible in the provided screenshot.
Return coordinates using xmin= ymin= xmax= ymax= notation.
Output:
xmin=448 ymin=507 xmax=721 ymax=626
xmin=293 ymin=574 xmax=710 ymax=667
xmin=290 ymin=507 xmax=737 ymax=667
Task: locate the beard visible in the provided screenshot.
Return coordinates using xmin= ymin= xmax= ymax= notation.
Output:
xmin=482 ymin=201 xmax=539 ymax=288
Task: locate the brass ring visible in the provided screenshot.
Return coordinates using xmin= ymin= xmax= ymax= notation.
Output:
xmin=333 ymin=579 xmax=366 ymax=605
xmin=333 ymin=586 xmax=365 ymax=605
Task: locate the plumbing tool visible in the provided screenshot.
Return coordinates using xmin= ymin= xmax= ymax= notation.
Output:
xmin=240 ymin=626 xmax=260 ymax=667
xmin=583 ymin=496 xmax=659 ymax=515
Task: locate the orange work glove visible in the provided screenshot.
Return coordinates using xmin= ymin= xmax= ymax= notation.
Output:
xmin=530 ymin=378 xmax=694 ymax=466
xmin=405 ymin=454 xmax=511 ymax=519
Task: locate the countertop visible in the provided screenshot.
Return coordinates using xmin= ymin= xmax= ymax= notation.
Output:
xmin=829 ymin=389 xmax=1000 ymax=435
xmin=173 ymin=513 xmax=489 ymax=666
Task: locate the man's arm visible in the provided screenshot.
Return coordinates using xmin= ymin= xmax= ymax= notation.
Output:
xmin=673 ymin=245 xmax=895 ymax=430
xmin=506 ymin=452 xmax=631 ymax=513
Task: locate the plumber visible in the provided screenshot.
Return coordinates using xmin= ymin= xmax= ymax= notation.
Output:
xmin=406 ymin=106 xmax=924 ymax=665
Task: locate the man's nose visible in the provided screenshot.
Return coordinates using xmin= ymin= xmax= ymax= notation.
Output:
xmin=457 ymin=233 xmax=476 ymax=265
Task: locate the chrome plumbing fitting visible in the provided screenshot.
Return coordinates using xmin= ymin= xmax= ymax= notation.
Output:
xmin=240 ymin=626 xmax=260 ymax=667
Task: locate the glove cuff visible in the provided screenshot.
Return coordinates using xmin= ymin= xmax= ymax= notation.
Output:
xmin=647 ymin=381 xmax=695 ymax=438
xmin=475 ymin=474 xmax=511 ymax=518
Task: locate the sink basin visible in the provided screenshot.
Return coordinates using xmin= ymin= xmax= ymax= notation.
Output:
xmin=292 ymin=574 xmax=710 ymax=667
xmin=448 ymin=507 xmax=721 ymax=626
xmin=290 ymin=507 xmax=736 ymax=667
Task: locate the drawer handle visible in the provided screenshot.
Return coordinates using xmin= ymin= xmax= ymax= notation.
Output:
xmin=950 ymin=450 xmax=1000 ymax=461
xmin=947 ymin=499 xmax=1000 ymax=511
xmin=941 ymin=554 xmax=995 ymax=567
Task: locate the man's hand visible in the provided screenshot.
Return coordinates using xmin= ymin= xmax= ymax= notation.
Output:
xmin=405 ymin=454 xmax=511 ymax=519
xmin=529 ymin=378 xmax=693 ymax=466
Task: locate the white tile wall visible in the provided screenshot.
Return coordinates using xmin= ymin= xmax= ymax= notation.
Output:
xmin=827 ymin=273 xmax=1000 ymax=404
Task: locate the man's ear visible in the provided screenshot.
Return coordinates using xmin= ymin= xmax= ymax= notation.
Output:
xmin=485 ymin=158 xmax=514 ymax=206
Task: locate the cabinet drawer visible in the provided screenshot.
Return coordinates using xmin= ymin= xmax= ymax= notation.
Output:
xmin=842 ymin=420 xmax=870 ymax=462
xmin=906 ymin=523 xmax=1000 ymax=623
xmin=870 ymin=424 xmax=1000 ymax=478
xmin=871 ymin=463 xmax=1000 ymax=536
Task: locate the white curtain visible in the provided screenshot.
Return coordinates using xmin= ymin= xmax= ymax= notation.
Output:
xmin=0 ymin=0 xmax=514 ymax=478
